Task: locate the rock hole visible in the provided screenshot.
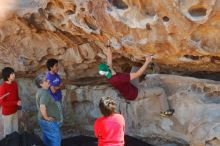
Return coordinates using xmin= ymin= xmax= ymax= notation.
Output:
xmin=27 ymin=13 xmax=44 ymax=30
xmin=46 ymin=2 xmax=55 ymax=10
xmin=203 ymin=86 xmax=211 ymax=92
xmin=111 ymin=0 xmax=128 ymax=9
xmin=162 ymin=16 xmax=170 ymax=22
xmin=65 ymin=10 xmax=75 ymax=15
xmin=84 ymin=17 xmax=98 ymax=30
xmin=61 ymin=24 xmax=66 ymax=28
xmin=65 ymin=3 xmax=76 ymax=15
xmin=146 ymin=23 xmax=151 ymax=30
xmin=183 ymin=55 xmax=200 ymax=61
xmin=80 ymin=7 xmax=86 ymax=12
xmin=69 ymin=4 xmax=76 ymax=14
xmin=57 ymin=1 xmax=64 ymax=9
xmin=38 ymin=8 xmax=45 ymax=17
xmin=188 ymin=6 xmax=207 ymax=17
xmin=48 ymin=14 xmax=57 ymax=22
xmin=211 ymin=56 xmax=220 ymax=63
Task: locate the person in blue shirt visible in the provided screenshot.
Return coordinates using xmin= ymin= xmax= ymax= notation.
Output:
xmin=46 ymin=58 xmax=65 ymax=126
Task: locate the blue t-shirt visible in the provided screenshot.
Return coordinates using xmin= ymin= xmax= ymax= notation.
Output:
xmin=46 ymin=72 xmax=62 ymax=101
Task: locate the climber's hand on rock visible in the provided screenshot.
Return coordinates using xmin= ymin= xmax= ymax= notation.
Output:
xmin=107 ymin=40 xmax=111 ymax=48
xmin=145 ymin=55 xmax=153 ymax=62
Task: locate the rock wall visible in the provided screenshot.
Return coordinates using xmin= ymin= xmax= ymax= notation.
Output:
xmin=0 ymin=0 xmax=220 ymax=146
xmin=66 ymin=74 xmax=220 ymax=146
xmin=1 ymin=74 xmax=220 ymax=146
xmin=0 ymin=0 xmax=220 ymax=78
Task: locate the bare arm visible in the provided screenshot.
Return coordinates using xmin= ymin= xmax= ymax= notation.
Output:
xmin=107 ymin=47 xmax=112 ymax=67
xmin=130 ymin=56 xmax=152 ymax=81
xmin=40 ymin=104 xmax=54 ymax=121
xmin=50 ymin=86 xmax=59 ymax=94
xmin=106 ymin=47 xmax=116 ymax=75
xmin=50 ymin=83 xmax=65 ymax=94
xmin=59 ymin=83 xmax=65 ymax=90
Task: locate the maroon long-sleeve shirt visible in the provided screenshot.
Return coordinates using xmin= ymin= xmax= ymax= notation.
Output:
xmin=107 ymin=73 xmax=138 ymax=100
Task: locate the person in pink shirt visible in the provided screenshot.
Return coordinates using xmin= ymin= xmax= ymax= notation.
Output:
xmin=94 ymin=96 xmax=125 ymax=146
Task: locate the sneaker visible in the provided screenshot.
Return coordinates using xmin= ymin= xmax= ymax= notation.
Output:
xmin=160 ymin=112 xmax=167 ymax=117
xmin=160 ymin=109 xmax=175 ymax=117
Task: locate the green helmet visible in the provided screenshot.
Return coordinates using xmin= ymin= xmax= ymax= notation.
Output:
xmin=98 ymin=63 xmax=112 ymax=79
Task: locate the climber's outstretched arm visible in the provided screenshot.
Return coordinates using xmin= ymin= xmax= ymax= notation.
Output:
xmin=106 ymin=46 xmax=116 ymax=75
xmin=107 ymin=46 xmax=112 ymax=68
xmin=130 ymin=56 xmax=152 ymax=81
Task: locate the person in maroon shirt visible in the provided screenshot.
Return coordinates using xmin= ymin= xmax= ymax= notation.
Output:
xmin=98 ymin=47 xmax=174 ymax=116
xmin=0 ymin=67 xmax=21 ymax=137
xmin=94 ymin=96 xmax=125 ymax=146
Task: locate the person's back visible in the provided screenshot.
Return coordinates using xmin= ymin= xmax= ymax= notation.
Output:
xmin=107 ymin=73 xmax=138 ymax=100
xmin=94 ymin=97 xmax=125 ymax=146
xmin=95 ymin=113 xmax=125 ymax=146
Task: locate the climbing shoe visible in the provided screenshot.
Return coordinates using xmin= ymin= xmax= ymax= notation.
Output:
xmin=160 ymin=109 xmax=175 ymax=117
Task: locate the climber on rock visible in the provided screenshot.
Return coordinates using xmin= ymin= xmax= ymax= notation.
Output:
xmin=98 ymin=45 xmax=174 ymax=117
